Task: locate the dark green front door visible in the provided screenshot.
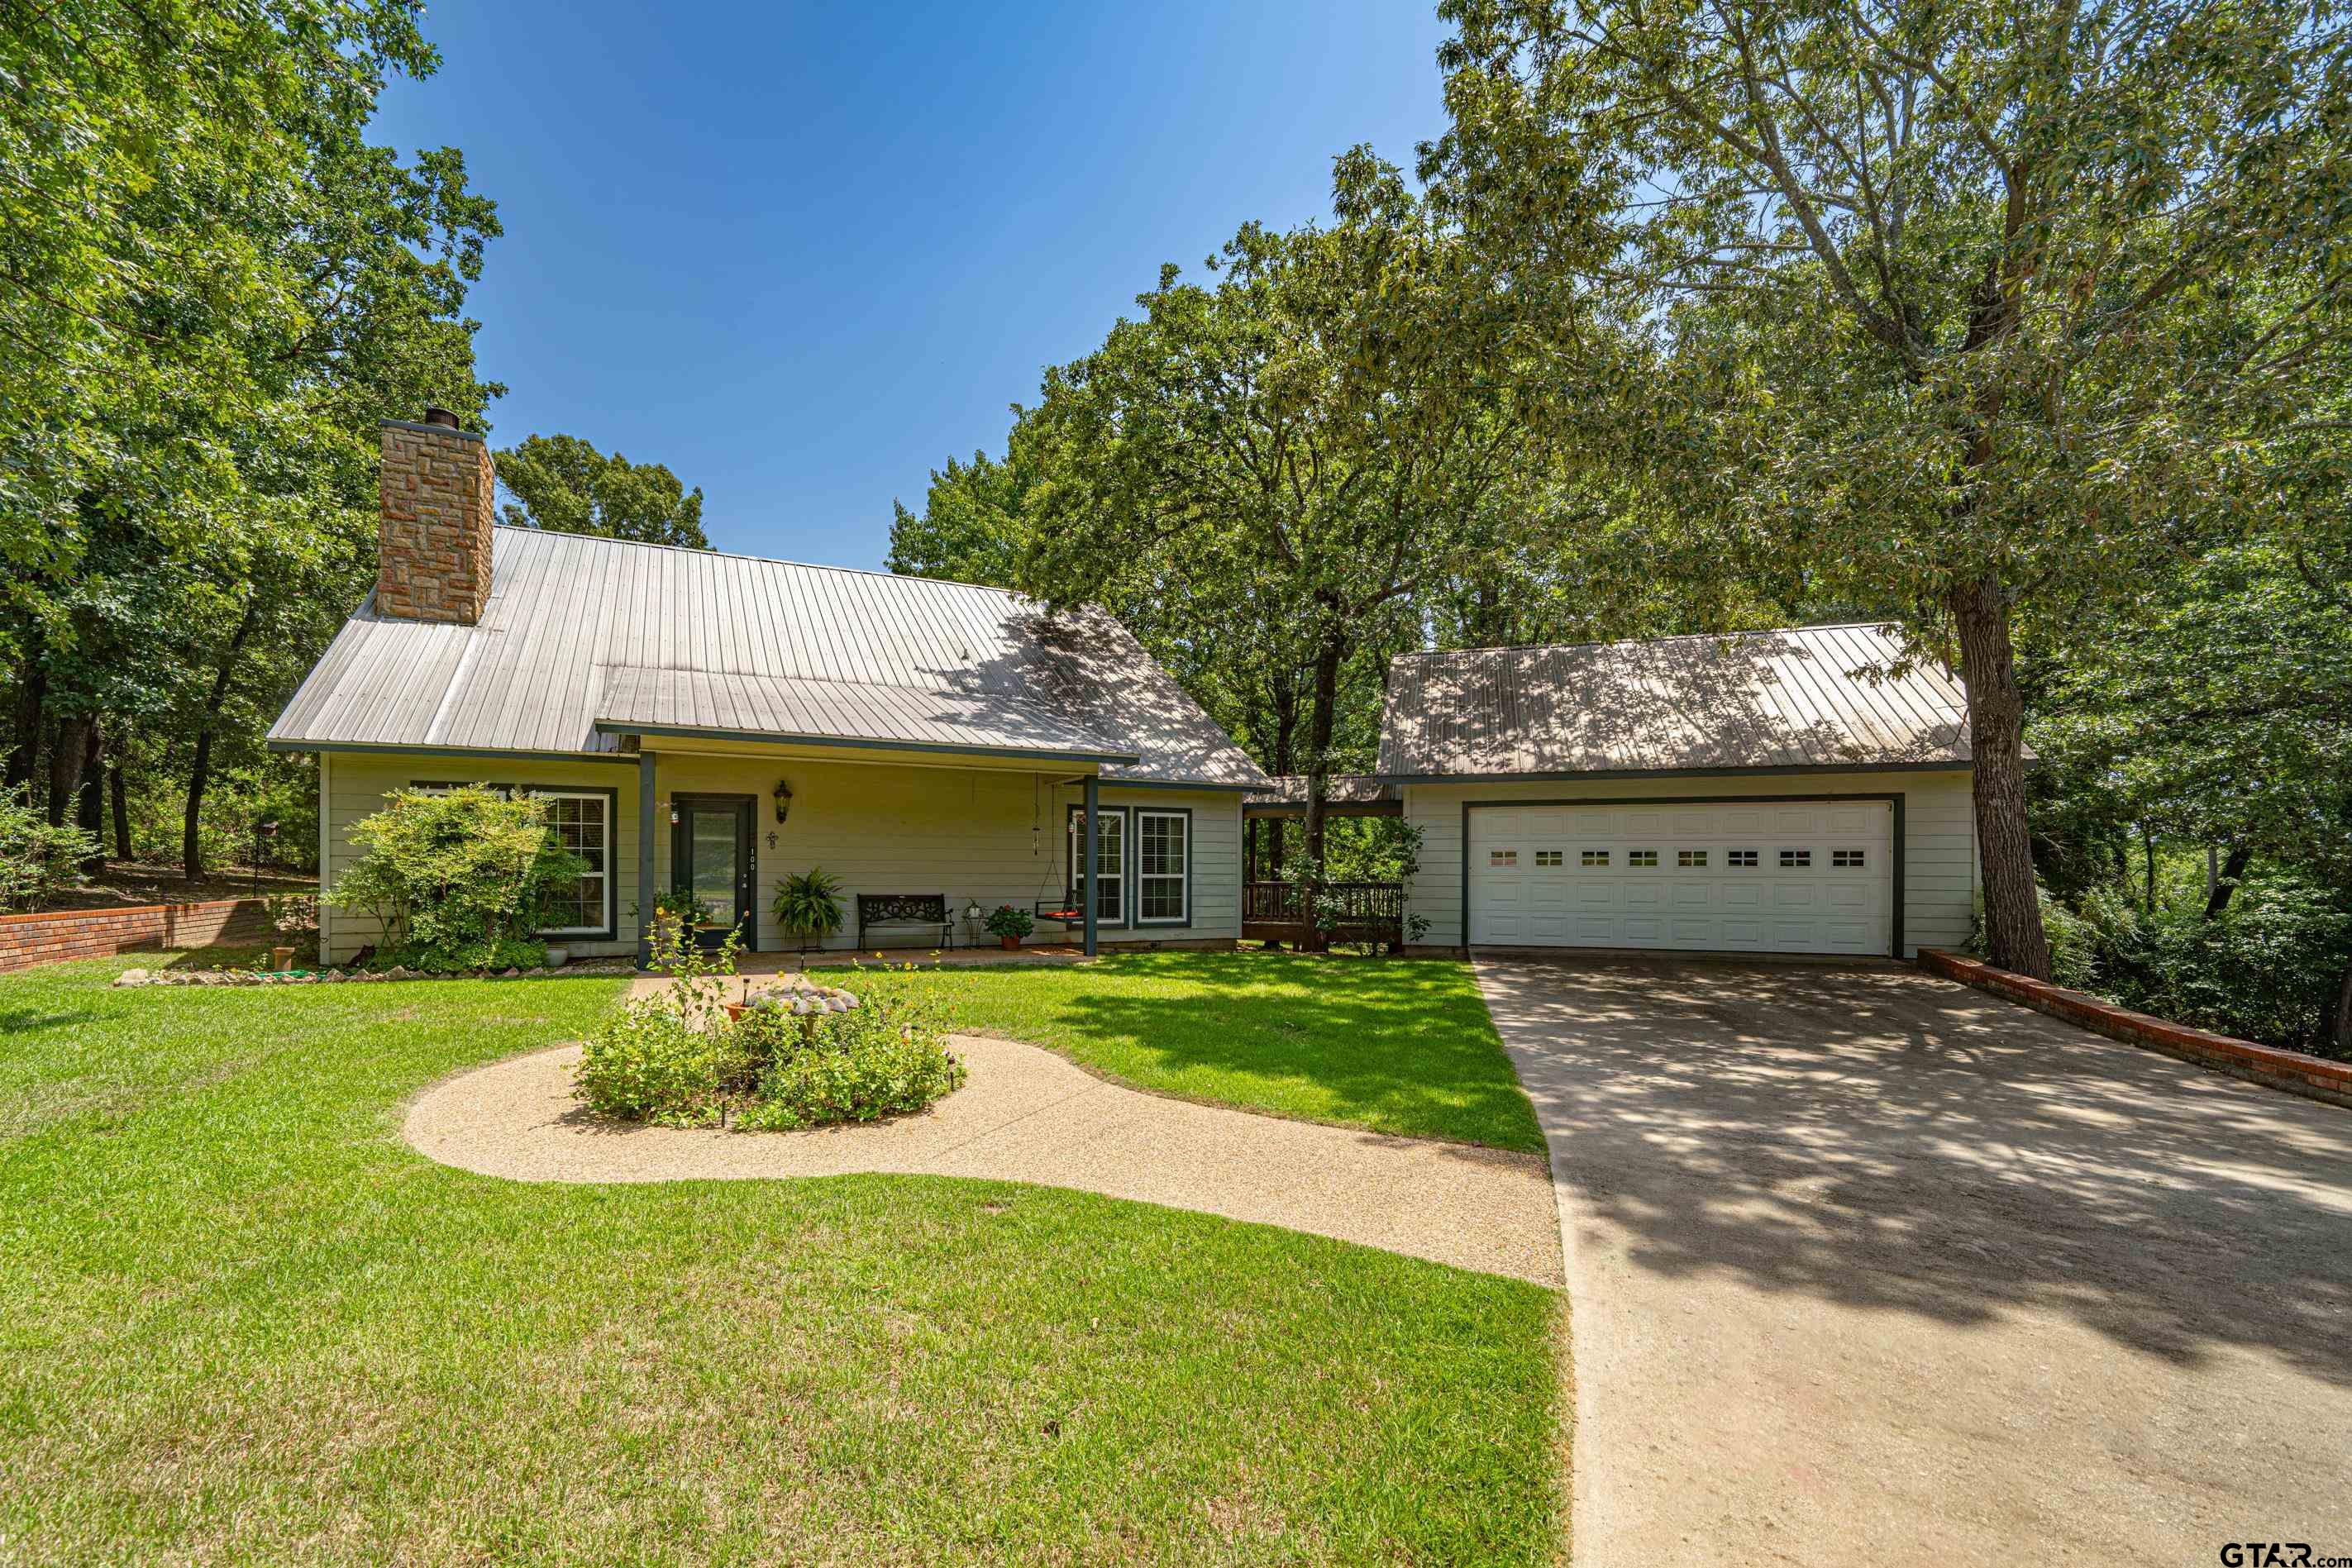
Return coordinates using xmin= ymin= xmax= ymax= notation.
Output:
xmin=672 ymin=794 xmax=755 ymax=951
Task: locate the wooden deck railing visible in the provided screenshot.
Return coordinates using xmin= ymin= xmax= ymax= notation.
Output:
xmin=1243 ymin=881 xmax=1408 ymax=951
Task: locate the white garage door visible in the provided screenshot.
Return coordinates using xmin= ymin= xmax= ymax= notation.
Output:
xmin=1467 ymin=801 xmax=1892 ymax=956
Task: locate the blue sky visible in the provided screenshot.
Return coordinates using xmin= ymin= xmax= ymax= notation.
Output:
xmin=373 ymin=2 xmax=1454 ymax=569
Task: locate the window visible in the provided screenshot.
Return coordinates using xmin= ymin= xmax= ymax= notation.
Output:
xmin=1535 ymin=850 xmax=1563 ymax=867
xmin=1728 ymin=849 xmax=1759 ymax=868
xmin=1779 ymin=848 xmax=1812 ymax=868
xmin=1677 ymin=849 xmax=1707 ymax=868
xmin=1628 ymin=849 xmax=1659 ymax=867
xmin=534 ymin=792 xmax=612 ymax=934
xmin=1581 ymin=849 xmax=1610 ymax=867
xmin=1489 ymin=849 xmax=1518 ymax=868
xmin=1066 ymin=806 xmax=1127 ymax=923
xmin=1833 ymin=848 xmax=1867 ymax=869
xmin=1137 ymin=810 xmax=1190 ymax=924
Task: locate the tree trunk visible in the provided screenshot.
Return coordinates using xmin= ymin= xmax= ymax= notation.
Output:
xmin=47 ymin=715 xmax=92 ymax=828
xmin=74 ymin=721 xmax=105 ymax=870
xmin=2202 ymin=845 xmax=2251 ymax=920
xmin=2334 ymin=961 xmax=2352 ymax=1056
xmin=1301 ymin=622 xmax=1347 ymax=875
xmin=2142 ymin=824 xmax=2158 ymax=913
xmin=4 ymin=658 xmax=44 ymax=794
xmin=1265 ymin=686 xmax=1297 ymax=879
xmin=184 ymin=598 xmax=259 ymax=882
xmin=109 ymin=758 xmax=131 ymax=860
xmin=1949 ymin=571 xmax=2052 ymax=978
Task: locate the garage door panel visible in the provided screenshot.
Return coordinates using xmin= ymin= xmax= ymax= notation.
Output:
xmin=1468 ymin=801 xmax=1891 ymax=955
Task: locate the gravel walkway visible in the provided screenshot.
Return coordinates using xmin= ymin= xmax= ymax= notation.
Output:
xmin=404 ymin=1034 xmax=1562 ymax=1284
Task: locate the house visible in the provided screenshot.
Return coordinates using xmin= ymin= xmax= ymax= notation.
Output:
xmin=269 ymin=412 xmax=1268 ymax=965
xmin=1378 ymin=626 xmax=1982 ymax=959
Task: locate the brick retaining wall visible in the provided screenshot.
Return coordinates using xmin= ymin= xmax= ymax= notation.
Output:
xmin=0 ymin=898 xmax=273 ymax=975
xmin=1919 ymin=947 xmax=2352 ymax=1111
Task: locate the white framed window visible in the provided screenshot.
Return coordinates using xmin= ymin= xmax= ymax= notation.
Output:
xmin=1677 ymin=849 xmax=1708 ymax=868
xmin=1729 ymin=849 xmax=1759 ymax=867
xmin=1780 ymin=848 xmax=1813 ymax=868
xmin=1581 ymin=849 xmax=1610 ymax=867
xmin=1628 ymin=849 xmax=1659 ymax=868
xmin=1489 ymin=849 xmax=1518 ymax=867
xmin=1137 ymin=809 xmax=1190 ymax=924
xmin=1066 ymin=805 xmax=1128 ymax=924
xmin=1535 ymin=850 xmax=1563 ymax=867
xmin=532 ymin=791 xmax=612 ymax=935
xmin=1833 ymin=848 xmax=1867 ymax=869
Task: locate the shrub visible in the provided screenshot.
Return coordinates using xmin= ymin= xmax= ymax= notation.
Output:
xmin=325 ymin=786 xmax=586 ymax=971
xmin=984 ymin=903 xmax=1033 ymax=940
xmin=733 ymin=993 xmax=966 ymax=1131
xmin=2030 ymin=877 xmax=2352 ymax=1054
xmin=578 ymin=967 xmax=963 ymax=1132
xmin=575 ymin=998 xmax=756 ymax=1126
xmin=0 ymin=789 xmax=97 ymax=912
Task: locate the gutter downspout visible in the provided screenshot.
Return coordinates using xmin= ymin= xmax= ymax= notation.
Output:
xmin=637 ymin=749 xmax=657 ymax=968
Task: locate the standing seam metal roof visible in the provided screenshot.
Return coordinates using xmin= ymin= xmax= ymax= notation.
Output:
xmin=269 ymin=527 xmax=1268 ymax=787
xmin=1376 ymin=623 xmax=1974 ymax=777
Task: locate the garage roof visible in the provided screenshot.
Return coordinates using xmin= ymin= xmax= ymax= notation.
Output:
xmin=1378 ymin=623 xmax=1973 ymax=779
xmin=269 ymin=527 xmax=1269 ymax=787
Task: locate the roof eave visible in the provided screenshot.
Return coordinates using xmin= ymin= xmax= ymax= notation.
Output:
xmin=1375 ymin=757 xmax=1980 ymax=785
xmin=592 ymin=718 xmax=1141 ymax=767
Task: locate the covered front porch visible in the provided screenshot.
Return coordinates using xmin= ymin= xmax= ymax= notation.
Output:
xmin=1239 ymin=774 xmax=1405 ymax=950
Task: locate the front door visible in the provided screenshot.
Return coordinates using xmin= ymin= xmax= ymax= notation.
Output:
xmin=672 ymin=794 xmax=756 ymax=951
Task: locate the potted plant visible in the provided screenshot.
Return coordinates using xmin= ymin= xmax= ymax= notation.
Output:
xmin=985 ymin=903 xmax=1034 ymax=951
xmin=771 ymin=867 xmax=845 ymax=952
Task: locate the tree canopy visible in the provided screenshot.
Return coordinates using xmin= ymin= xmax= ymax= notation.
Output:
xmin=494 ymin=434 xmax=709 ymax=549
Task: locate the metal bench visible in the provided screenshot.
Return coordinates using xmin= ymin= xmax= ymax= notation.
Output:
xmin=855 ymin=893 xmax=953 ymax=951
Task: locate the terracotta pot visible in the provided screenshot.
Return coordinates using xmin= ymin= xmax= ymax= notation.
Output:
xmin=999 ymin=934 xmax=1021 ymax=951
xmin=723 ymin=1002 xmax=747 ymax=1022
xmin=271 ymin=946 xmax=296 ymax=972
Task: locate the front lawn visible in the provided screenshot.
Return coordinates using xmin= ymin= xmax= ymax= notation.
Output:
xmin=849 ymin=951 xmax=1546 ymax=1152
xmin=0 ymin=956 xmax=1563 ymax=1566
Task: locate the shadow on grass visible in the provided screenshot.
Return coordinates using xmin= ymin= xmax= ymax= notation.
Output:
xmin=869 ymin=951 xmax=1545 ymax=1151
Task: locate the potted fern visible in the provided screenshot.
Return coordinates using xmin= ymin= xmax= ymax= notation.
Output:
xmin=772 ymin=868 xmax=845 ymax=952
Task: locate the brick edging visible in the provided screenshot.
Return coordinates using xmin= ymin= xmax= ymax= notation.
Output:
xmin=1918 ymin=948 xmax=2352 ymax=1111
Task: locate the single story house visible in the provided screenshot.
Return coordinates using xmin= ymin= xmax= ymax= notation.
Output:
xmin=270 ymin=412 xmax=1268 ymax=965
xmin=1377 ymin=627 xmax=1982 ymax=959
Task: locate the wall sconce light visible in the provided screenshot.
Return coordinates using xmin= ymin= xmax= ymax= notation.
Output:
xmin=773 ymin=778 xmax=792 ymax=823
xmin=666 ymin=798 xmax=680 ymax=826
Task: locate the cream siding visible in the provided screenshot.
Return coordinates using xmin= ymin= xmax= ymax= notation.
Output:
xmin=1403 ymin=770 xmax=1978 ymax=958
xmin=321 ymin=749 xmax=1241 ymax=963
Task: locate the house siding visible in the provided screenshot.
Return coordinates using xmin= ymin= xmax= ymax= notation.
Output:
xmin=321 ymin=751 xmax=1240 ymax=963
xmin=1402 ymin=769 xmax=1978 ymax=958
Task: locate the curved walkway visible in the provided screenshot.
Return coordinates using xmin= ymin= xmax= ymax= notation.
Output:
xmin=404 ymin=1034 xmax=1562 ymax=1284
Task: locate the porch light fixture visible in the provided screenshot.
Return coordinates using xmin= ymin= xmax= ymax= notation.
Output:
xmin=772 ymin=778 xmax=792 ymax=823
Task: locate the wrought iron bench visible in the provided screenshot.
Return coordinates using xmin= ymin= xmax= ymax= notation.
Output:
xmin=855 ymin=893 xmax=954 ymax=951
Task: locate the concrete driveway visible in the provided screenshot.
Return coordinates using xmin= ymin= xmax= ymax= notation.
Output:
xmin=1476 ymin=956 xmax=2352 ymax=1567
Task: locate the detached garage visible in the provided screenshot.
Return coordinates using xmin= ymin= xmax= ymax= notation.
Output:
xmin=1383 ymin=625 xmax=1982 ymax=960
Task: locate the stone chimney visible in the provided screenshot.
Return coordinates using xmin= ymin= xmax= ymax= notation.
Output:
xmin=377 ymin=407 xmax=494 ymax=624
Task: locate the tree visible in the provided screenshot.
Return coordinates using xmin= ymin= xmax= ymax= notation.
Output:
xmin=494 ymin=435 xmax=708 ymax=548
xmin=0 ymin=1 xmax=503 ymax=879
xmin=886 ymin=450 xmax=1034 ymax=585
xmin=1019 ymin=150 xmax=1553 ymax=869
xmin=1431 ymin=0 xmax=2352 ymax=976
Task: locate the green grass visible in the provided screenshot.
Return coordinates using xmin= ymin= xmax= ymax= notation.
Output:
xmin=847 ymin=951 xmax=1546 ymax=1153
xmin=0 ymin=956 xmax=1563 ymax=1566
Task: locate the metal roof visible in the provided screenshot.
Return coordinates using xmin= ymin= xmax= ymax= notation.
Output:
xmin=1377 ymin=623 xmax=1974 ymax=779
xmin=270 ymin=527 xmax=1269 ymax=787
xmin=1242 ymin=775 xmax=1402 ymax=815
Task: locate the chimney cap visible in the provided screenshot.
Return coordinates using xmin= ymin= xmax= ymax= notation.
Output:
xmin=422 ymin=406 xmax=463 ymax=430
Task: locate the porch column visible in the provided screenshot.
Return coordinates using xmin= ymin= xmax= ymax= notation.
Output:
xmin=1082 ymin=774 xmax=1100 ymax=957
xmin=636 ymin=748 xmax=656 ymax=968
